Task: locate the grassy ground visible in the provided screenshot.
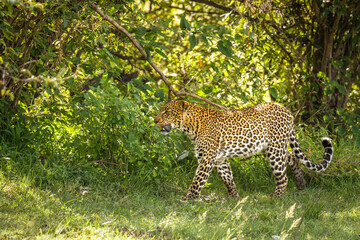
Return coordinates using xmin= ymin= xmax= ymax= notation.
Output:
xmin=1 ymin=159 xmax=360 ymax=240
xmin=1 ymin=134 xmax=359 ymax=239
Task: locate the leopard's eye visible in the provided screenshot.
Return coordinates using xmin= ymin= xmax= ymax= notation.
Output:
xmin=163 ymin=109 xmax=172 ymax=117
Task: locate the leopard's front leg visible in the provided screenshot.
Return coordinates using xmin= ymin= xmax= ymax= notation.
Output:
xmin=183 ymin=147 xmax=217 ymax=200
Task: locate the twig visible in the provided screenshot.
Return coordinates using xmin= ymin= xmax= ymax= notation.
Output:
xmin=90 ymin=3 xmax=228 ymax=111
xmin=19 ymin=60 xmax=38 ymax=68
xmin=166 ymin=5 xmax=221 ymax=15
xmin=190 ymin=0 xmax=242 ymax=15
xmin=110 ymin=51 xmax=146 ymax=61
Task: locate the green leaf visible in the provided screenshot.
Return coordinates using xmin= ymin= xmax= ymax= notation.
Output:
xmin=158 ymin=18 xmax=172 ymax=30
xmin=135 ymin=26 xmax=148 ymax=38
xmin=311 ymin=82 xmax=319 ymax=91
xmin=338 ymin=85 xmax=347 ymax=95
xmin=155 ymin=89 xmax=165 ymax=100
xmin=57 ymin=67 xmax=68 ymax=77
xmin=334 ymin=82 xmax=346 ymax=94
xmin=48 ymin=52 xmax=57 ymax=57
xmin=352 ymin=125 xmax=359 ymax=135
xmin=103 ymin=48 xmax=114 ymax=60
xmin=201 ymin=35 xmax=209 ymax=46
xmin=189 ymin=35 xmax=196 ymax=48
xmin=218 ymin=26 xmax=226 ymax=37
xmin=155 ymin=48 xmax=168 ymax=59
xmin=336 ymin=108 xmax=344 ymax=115
xmin=180 ymin=13 xmax=191 ymax=30
xmin=269 ymin=87 xmax=278 ymax=99
xmin=128 ymin=132 xmax=137 ymax=142
xmin=217 ymin=40 xmax=233 ymax=57
xmin=144 ymin=48 xmax=152 ymax=61
xmin=317 ymin=71 xmax=327 ymax=78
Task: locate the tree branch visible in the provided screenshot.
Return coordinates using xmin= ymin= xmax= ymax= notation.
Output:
xmin=166 ymin=5 xmax=221 ymax=14
xmin=190 ymin=0 xmax=242 ymax=15
xmin=97 ymin=43 xmax=146 ymax=60
xmin=90 ymin=3 xmax=227 ymax=111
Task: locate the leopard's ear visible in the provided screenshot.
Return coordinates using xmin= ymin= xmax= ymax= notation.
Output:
xmin=177 ymin=100 xmax=189 ymax=111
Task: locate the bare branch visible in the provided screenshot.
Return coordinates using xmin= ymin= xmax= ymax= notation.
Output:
xmin=190 ymin=0 xmax=242 ymax=15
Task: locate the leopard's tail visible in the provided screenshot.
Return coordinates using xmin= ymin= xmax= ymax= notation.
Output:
xmin=289 ymin=131 xmax=333 ymax=172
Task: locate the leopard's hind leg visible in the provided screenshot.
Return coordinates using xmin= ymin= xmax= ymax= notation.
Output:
xmin=215 ymin=158 xmax=239 ymax=198
xmin=286 ymin=151 xmax=305 ymax=190
xmin=266 ymin=144 xmax=288 ymax=198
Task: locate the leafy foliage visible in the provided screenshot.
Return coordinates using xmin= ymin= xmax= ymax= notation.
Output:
xmin=0 ymin=3 xmax=359 ymax=239
xmin=0 ymin=0 xmax=194 ymax=184
xmin=0 ymin=0 xmax=359 ymax=189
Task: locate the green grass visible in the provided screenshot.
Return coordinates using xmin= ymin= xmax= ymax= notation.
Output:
xmin=1 ymin=136 xmax=360 ymax=239
xmin=1 ymin=163 xmax=360 ymax=240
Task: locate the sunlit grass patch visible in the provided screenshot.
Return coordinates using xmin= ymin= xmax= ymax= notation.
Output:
xmin=1 ymin=156 xmax=360 ymax=240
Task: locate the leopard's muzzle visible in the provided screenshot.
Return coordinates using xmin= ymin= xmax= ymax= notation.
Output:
xmin=154 ymin=119 xmax=172 ymax=135
xmin=160 ymin=124 xmax=172 ymax=135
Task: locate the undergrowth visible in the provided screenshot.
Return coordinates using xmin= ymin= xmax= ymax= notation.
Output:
xmin=1 ymin=136 xmax=359 ymax=239
xmin=1 ymin=169 xmax=359 ymax=239
xmin=1 ymin=96 xmax=359 ymax=239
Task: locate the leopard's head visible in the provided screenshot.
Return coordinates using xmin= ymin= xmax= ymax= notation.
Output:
xmin=154 ymin=100 xmax=190 ymax=135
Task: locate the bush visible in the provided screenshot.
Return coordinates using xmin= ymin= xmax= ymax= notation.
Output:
xmin=1 ymin=76 xmax=193 ymax=188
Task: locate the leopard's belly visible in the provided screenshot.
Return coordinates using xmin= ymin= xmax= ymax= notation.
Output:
xmin=216 ymin=138 xmax=268 ymax=159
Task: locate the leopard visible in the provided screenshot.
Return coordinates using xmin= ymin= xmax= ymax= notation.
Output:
xmin=154 ymin=100 xmax=333 ymax=200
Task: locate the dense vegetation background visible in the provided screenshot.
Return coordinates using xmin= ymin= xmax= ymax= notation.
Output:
xmin=1 ymin=0 xmax=359 ymax=239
